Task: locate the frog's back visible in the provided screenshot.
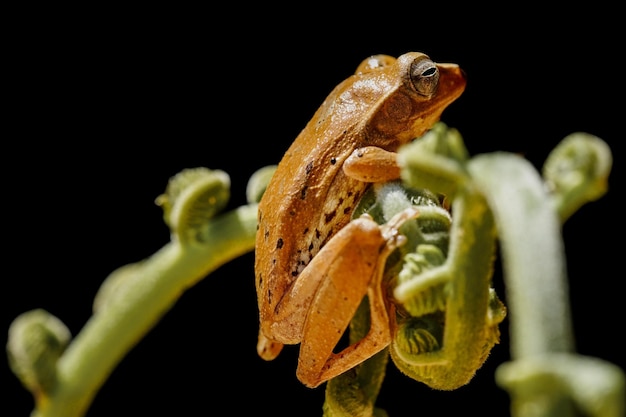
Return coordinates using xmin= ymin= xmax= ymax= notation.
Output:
xmin=255 ymin=98 xmax=371 ymax=316
xmin=254 ymin=60 xmax=399 ymax=312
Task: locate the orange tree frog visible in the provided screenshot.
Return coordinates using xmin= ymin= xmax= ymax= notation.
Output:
xmin=254 ymin=52 xmax=466 ymax=388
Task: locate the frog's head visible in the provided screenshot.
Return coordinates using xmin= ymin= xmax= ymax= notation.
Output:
xmin=364 ymin=52 xmax=466 ymax=147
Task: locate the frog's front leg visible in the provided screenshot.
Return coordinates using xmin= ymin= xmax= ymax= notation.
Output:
xmin=343 ymin=146 xmax=401 ymax=183
xmin=266 ymin=208 xmax=419 ymax=388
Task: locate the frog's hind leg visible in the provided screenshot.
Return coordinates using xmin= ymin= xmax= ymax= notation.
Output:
xmin=296 ymin=208 xmax=418 ymax=388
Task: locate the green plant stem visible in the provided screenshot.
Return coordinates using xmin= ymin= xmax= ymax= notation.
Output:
xmin=34 ymin=203 xmax=258 ymax=417
xmin=468 ymin=153 xmax=574 ymax=358
xmin=469 ymin=152 xmax=624 ymax=417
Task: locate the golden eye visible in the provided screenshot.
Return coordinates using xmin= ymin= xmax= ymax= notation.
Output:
xmin=410 ymin=57 xmax=440 ymax=97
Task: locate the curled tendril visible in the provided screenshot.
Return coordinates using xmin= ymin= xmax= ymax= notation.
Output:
xmin=93 ymin=261 xmax=144 ymax=313
xmin=246 ymin=165 xmax=277 ymax=204
xmin=396 ymin=247 xmax=448 ymax=317
xmin=7 ymin=309 xmax=71 ymax=400
xmin=542 ymin=132 xmax=613 ymax=222
xmin=155 ymin=168 xmax=230 ymax=244
xmin=394 ymin=315 xmax=442 ymax=355
xmin=383 ymin=123 xmax=508 ymax=392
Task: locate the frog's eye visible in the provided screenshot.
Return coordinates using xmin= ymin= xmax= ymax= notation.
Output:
xmin=410 ymin=58 xmax=440 ymax=97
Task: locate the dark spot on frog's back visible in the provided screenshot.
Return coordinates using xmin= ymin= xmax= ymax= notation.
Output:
xmin=305 ymin=161 xmax=314 ymax=174
xmin=276 ymin=238 xmax=284 ymax=249
xmin=300 ymin=185 xmax=308 ymax=200
xmin=324 ymin=210 xmax=337 ymax=224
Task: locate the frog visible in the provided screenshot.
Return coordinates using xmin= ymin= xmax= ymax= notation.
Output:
xmin=254 ymin=52 xmax=466 ymax=388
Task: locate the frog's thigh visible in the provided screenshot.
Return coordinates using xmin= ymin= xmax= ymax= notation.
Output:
xmin=267 ymin=219 xmax=378 ymax=345
xmin=343 ymin=146 xmax=401 ymax=183
xmin=295 ymin=217 xmax=392 ymax=387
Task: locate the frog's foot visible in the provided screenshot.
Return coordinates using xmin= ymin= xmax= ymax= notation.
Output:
xmin=257 ymin=329 xmax=284 ymax=361
xmin=378 ymin=206 xmax=420 ymax=247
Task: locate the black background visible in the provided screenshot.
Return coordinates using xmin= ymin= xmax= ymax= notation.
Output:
xmin=5 ymin=5 xmax=624 ymax=416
